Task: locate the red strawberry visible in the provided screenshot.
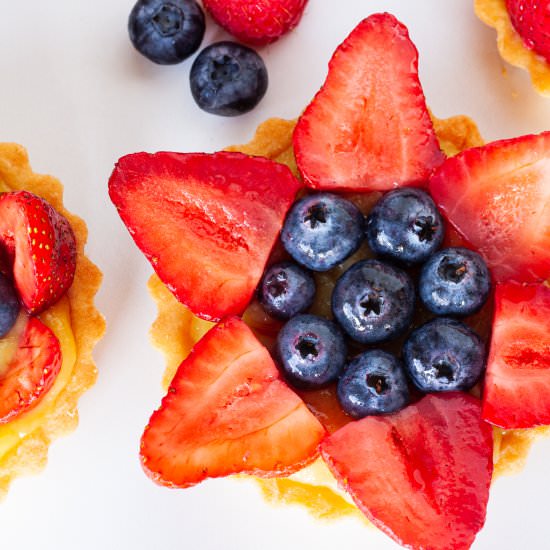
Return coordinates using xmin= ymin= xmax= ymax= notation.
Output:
xmin=321 ymin=393 xmax=493 ymax=550
xmin=140 ymin=316 xmax=325 ymax=488
xmin=482 ymin=282 xmax=550 ymax=428
xmin=430 ymin=132 xmax=550 ymax=283
xmin=506 ymin=0 xmax=550 ymax=63
xmin=203 ymin=0 xmax=308 ymax=46
xmin=0 ymin=191 xmax=77 ymax=314
xmin=0 ymin=315 xmax=62 ymax=423
xmin=293 ymin=13 xmax=444 ymax=192
xmin=109 ymin=151 xmax=302 ymax=322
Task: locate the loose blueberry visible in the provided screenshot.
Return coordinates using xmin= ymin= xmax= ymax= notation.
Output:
xmin=276 ymin=314 xmax=347 ymax=390
xmin=337 ymin=350 xmax=410 ymax=418
xmin=419 ymin=247 xmax=491 ymax=316
xmin=332 ymin=259 xmax=415 ymax=344
xmin=281 ymin=193 xmax=365 ymax=272
xmin=403 ymin=317 xmax=486 ymax=392
xmin=190 ymin=42 xmax=268 ymax=116
xmin=258 ymin=262 xmax=316 ymax=320
xmin=366 ymin=187 xmax=444 ymax=265
xmin=0 ymin=273 xmax=19 ymax=338
xmin=128 ymin=0 xmax=205 ymax=65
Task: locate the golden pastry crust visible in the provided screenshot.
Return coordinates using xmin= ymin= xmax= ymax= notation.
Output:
xmin=0 ymin=143 xmax=105 ymax=498
xmin=149 ymin=115 xmax=548 ymax=519
xmin=475 ymin=0 xmax=550 ymax=96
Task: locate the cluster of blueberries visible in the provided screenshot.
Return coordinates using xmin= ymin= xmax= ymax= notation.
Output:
xmin=259 ymin=188 xmax=491 ymax=418
xmin=128 ymin=0 xmax=268 ymax=116
xmin=0 ymin=274 xmax=20 ymax=337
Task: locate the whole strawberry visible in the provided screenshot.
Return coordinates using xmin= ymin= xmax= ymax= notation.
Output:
xmin=506 ymin=0 xmax=550 ymax=63
xmin=202 ymin=0 xmax=308 ymax=45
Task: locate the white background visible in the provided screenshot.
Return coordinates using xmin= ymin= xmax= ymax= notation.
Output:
xmin=0 ymin=1 xmax=549 ymax=549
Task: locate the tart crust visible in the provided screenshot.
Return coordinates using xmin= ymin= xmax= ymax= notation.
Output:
xmin=148 ymin=115 xmax=549 ymax=520
xmin=0 ymin=143 xmax=104 ymax=498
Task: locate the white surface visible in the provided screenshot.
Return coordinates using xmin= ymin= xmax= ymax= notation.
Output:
xmin=0 ymin=1 xmax=549 ymax=549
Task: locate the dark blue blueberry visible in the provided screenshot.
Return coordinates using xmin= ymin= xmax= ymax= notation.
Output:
xmin=276 ymin=314 xmax=347 ymax=390
xmin=190 ymin=42 xmax=268 ymax=116
xmin=332 ymin=260 xmax=415 ymax=344
xmin=419 ymin=247 xmax=491 ymax=316
xmin=366 ymin=187 xmax=444 ymax=265
xmin=258 ymin=262 xmax=316 ymax=320
xmin=281 ymin=193 xmax=365 ymax=272
xmin=403 ymin=317 xmax=486 ymax=392
xmin=0 ymin=273 xmax=19 ymax=338
xmin=128 ymin=0 xmax=205 ymax=65
xmin=337 ymin=350 xmax=410 ymax=418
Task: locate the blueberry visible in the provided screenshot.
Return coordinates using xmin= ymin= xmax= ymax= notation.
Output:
xmin=281 ymin=193 xmax=365 ymax=272
xmin=276 ymin=314 xmax=347 ymax=390
xmin=419 ymin=247 xmax=491 ymax=316
xmin=190 ymin=42 xmax=268 ymax=116
xmin=337 ymin=350 xmax=410 ymax=418
xmin=403 ymin=317 xmax=486 ymax=392
xmin=366 ymin=187 xmax=444 ymax=265
xmin=128 ymin=0 xmax=205 ymax=65
xmin=0 ymin=273 xmax=19 ymax=338
xmin=332 ymin=259 xmax=415 ymax=344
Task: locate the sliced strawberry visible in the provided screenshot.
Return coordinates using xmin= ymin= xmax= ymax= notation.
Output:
xmin=0 ymin=315 xmax=62 ymax=423
xmin=321 ymin=393 xmax=493 ymax=550
xmin=430 ymin=132 xmax=550 ymax=283
xmin=109 ymin=151 xmax=302 ymax=322
xmin=293 ymin=13 xmax=444 ymax=192
xmin=0 ymin=191 xmax=77 ymax=314
xmin=482 ymin=282 xmax=550 ymax=428
xmin=140 ymin=316 xmax=325 ymax=488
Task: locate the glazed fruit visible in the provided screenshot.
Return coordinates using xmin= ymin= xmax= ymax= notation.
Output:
xmin=281 ymin=193 xmax=364 ymax=271
xmin=109 ymin=151 xmax=301 ymax=321
xmin=0 ymin=191 xmax=77 ymax=314
xmin=293 ymin=13 xmax=444 ymax=192
xmin=202 ymin=0 xmax=308 ymax=46
xmin=258 ymin=262 xmax=315 ymax=320
xmin=337 ymin=350 xmax=410 ymax=418
xmin=0 ymin=273 xmax=19 ymax=338
xmin=128 ymin=0 xmax=205 ymax=65
xmin=366 ymin=187 xmax=444 ymax=265
xmin=140 ymin=317 xmax=325 ymax=487
xmin=506 ymin=0 xmax=550 ymax=63
xmin=419 ymin=247 xmax=491 ymax=316
xmin=429 ymin=132 xmax=550 ymax=283
xmin=403 ymin=318 xmax=486 ymax=393
xmin=332 ymin=259 xmax=415 ymax=344
xmin=321 ymin=393 xmax=493 ymax=550
xmin=190 ymin=42 xmax=268 ymax=116
xmin=482 ymin=282 xmax=550 ymax=428
xmin=276 ymin=314 xmax=347 ymax=389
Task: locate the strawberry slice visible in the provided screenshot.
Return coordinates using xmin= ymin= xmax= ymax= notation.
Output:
xmin=0 ymin=315 xmax=62 ymax=423
xmin=109 ymin=151 xmax=302 ymax=322
xmin=430 ymin=132 xmax=550 ymax=283
xmin=321 ymin=393 xmax=493 ymax=550
xmin=140 ymin=316 xmax=325 ymax=488
xmin=0 ymin=191 xmax=77 ymax=314
xmin=293 ymin=13 xmax=444 ymax=192
xmin=483 ymin=282 xmax=550 ymax=428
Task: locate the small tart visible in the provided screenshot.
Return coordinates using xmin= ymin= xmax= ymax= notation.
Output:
xmin=475 ymin=0 xmax=550 ymax=96
xmin=148 ymin=115 xmax=549 ymax=521
xmin=0 ymin=143 xmax=104 ymax=498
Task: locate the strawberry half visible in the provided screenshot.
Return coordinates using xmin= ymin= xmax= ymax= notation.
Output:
xmin=293 ymin=13 xmax=444 ymax=192
xmin=202 ymin=0 xmax=308 ymax=46
xmin=430 ymin=132 xmax=550 ymax=283
xmin=109 ymin=151 xmax=302 ymax=322
xmin=140 ymin=316 xmax=325 ymax=488
xmin=0 ymin=191 xmax=77 ymax=314
xmin=0 ymin=315 xmax=62 ymax=423
xmin=321 ymin=393 xmax=493 ymax=550
xmin=483 ymin=282 xmax=550 ymax=428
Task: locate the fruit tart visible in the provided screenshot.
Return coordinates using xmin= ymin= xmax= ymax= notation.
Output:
xmin=0 ymin=143 xmax=104 ymax=498
xmin=109 ymin=12 xmax=550 ymax=550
